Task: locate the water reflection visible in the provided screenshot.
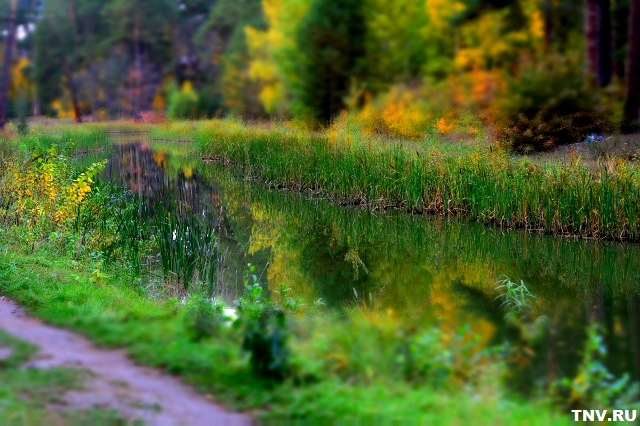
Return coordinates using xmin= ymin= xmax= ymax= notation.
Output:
xmin=105 ymin=142 xmax=640 ymax=391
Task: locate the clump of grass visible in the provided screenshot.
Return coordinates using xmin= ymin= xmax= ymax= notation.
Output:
xmin=184 ymin=293 xmax=230 ymax=340
xmin=183 ymin=119 xmax=640 ymax=241
xmin=236 ymin=265 xmax=301 ymax=382
xmin=155 ymin=213 xmax=217 ymax=295
xmin=0 ymin=331 xmax=37 ymax=368
xmin=495 ymin=277 xmax=536 ymax=320
xmin=553 ymin=323 xmax=640 ymax=411
xmin=78 ymin=181 xmax=150 ymax=273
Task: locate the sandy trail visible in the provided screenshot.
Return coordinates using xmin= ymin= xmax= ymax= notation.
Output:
xmin=0 ymin=296 xmax=252 ymax=426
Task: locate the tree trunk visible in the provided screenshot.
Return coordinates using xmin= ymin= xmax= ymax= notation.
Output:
xmin=623 ymin=0 xmax=640 ymax=132
xmin=613 ymin=0 xmax=629 ymax=78
xmin=133 ymin=19 xmax=142 ymax=120
xmin=0 ymin=0 xmax=18 ymax=129
xmin=586 ymin=0 xmax=614 ymax=86
xmin=599 ymin=0 xmax=613 ymax=86
xmin=586 ymin=0 xmax=601 ymax=81
xmin=88 ymin=63 xmax=99 ymax=121
xmin=544 ymin=0 xmax=554 ymax=52
xmin=63 ymin=58 xmax=82 ymax=123
xmin=32 ymin=85 xmax=40 ymax=117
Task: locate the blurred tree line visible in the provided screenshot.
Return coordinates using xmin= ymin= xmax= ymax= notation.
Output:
xmin=0 ymin=0 xmax=638 ymax=138
xmin=0 ymin=0 xmax=266 ymax=122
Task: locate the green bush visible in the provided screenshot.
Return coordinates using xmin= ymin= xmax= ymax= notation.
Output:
xmin=236 ymin=264 xmax=301 ymax=381
xmin=167 ymin=81 xmax=200 ymax=120
xmin=497 ymin=56 xmax=614 ymax=153
xmin=553 ymin=324 xmax=640 ymax=411
xmin=184 ymin=294 xmax=228 ymax=340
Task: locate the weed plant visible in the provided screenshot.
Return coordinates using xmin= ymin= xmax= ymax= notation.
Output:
xmin=553 ymin=324 xmax=640 ymax=411
xmin=495 ymin=277 xmax=536 ymax=316
xmin=236 ymin=265 xmax=301 ymax=381
xmin=184 ymin=293 xmax=229 ymax=340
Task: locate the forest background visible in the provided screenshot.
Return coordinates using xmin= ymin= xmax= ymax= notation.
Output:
xmin=0 ymin=0 xmax=638 ymax=153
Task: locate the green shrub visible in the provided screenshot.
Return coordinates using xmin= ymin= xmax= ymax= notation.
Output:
xmin=553 ymin=324 xmax=640 ymax=410
xmin=236 ymin=264 xmax=301 ymax=381
xmin=184 ymin=294 xmax=228 ymax=340
xmin=497 ymin=56 xmax=614 ymax=153
xmin=167 ymin=81 xmax=200 ymax=120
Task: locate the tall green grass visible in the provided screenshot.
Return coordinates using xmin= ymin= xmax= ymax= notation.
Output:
xmin=187 ymin=121 xmax=640 ymax=241
xmin=155 ymin=212 xmax=217 ymax=294
xmin=78 ymin=181 xmax=149 ymax=273
xmin=209 ymin=161 xmax=640 ymax=297
xmin=21 ymin=120 xmax=640 ymax=241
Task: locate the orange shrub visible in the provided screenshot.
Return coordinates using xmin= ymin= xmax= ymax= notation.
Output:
xmin=353 ymin=86 xmax=436 ymax=139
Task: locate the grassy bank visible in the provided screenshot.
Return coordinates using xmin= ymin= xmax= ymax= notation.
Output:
xmin=0 ymin=251 xmax=570 ymax=425
xmin=1 ymin=130 xmax=634 ymax=422
xmin=188 ymin=120 xmax=640 ymax=241
xmin=8 ymin=119 xmax=640 ymax=240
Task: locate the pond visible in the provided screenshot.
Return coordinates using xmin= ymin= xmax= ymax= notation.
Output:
xmin=101 ymin=141 xmax=640 ymax=395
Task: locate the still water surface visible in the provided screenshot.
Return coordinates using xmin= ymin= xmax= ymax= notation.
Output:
xmin=102 ymin=141 xmax=640 ymax=392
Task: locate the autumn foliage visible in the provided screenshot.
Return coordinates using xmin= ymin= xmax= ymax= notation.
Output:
xmin=0 ymin=143 xmax=104 ymax=231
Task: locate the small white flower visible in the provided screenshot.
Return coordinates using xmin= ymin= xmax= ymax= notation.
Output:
xmin=223 ymin=307 xmax=238 ymax=321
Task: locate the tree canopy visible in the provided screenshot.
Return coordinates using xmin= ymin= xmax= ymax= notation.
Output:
xmin=0 ymin=0 xmax=635 ymax=133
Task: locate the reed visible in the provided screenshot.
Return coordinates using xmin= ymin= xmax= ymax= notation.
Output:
xmin=188 ymin=121 xmax=640 ymax=241
xmin=154 ymin=212 xmax=217 ymax=294
xmin=22 ymin=120 xmax=640 ymax=241
xmin=206 ymin=162 xmax=640 ymax=296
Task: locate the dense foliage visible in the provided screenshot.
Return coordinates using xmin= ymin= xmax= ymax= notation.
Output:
xmin=496 ymin=56 xmax=615 ymax=152
xmin=0 ymin=0 xmax=635 ymax=149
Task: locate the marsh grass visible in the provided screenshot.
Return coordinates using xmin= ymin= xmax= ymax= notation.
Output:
xmin=187 ymin=120 xmax=639 ymax=241
xmin=16 ymin=120 xmax=640 ymax=240
xmin=154 ymin=212 xmax=217 ymax=295
xmin=70 ymin=181 xmax=151 ymax=274
xmin=208 ymin=160 xmax=640 ymax=297
xmin=495 ymin=277 xmax=536 ymax=314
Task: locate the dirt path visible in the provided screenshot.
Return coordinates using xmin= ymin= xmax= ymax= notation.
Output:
xmin=0 ymin=296 xmax=252 ymax=425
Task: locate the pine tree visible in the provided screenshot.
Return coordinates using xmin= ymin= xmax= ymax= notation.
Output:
xmin=0 ymin=0 xmax=18 ymax=128
xmin=623 ymin=0 xmax=640 ymax=132
xmin=293 ymin=0 xmax=366 ymax=125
